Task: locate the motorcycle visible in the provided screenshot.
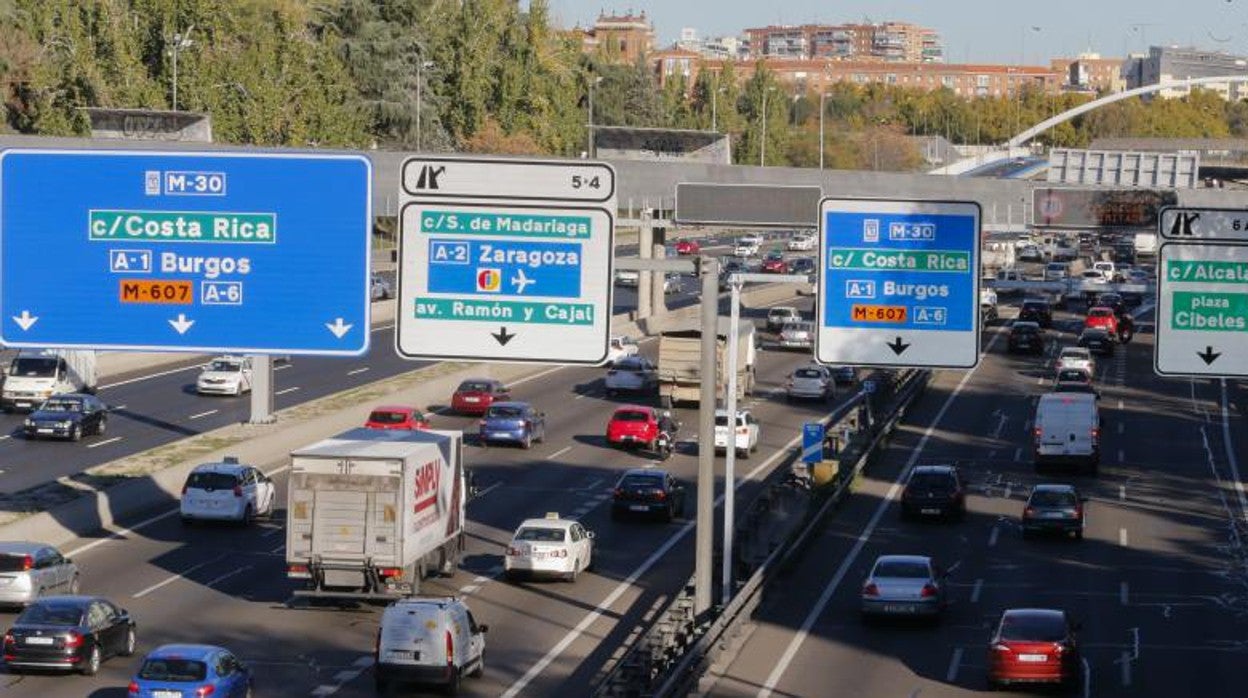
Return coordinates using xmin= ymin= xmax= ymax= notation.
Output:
xmin=655 ymin=431 xmax=673 ymax=461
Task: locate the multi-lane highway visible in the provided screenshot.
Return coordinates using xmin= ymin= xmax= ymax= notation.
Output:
xmin=0 ymin=290 xmax=831 ymax=696
xmin=705 ymin=299 xmax=1248 ymax=697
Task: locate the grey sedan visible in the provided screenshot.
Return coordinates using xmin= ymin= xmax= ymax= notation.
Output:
xmin=0 ymin=542 xmax=80 ymax=607
xmin=860 ymin=554 xmax=946 ymax=621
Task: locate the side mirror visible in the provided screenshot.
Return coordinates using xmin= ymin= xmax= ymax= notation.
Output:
xmin=479 ymin=624 xmax=490 ymax=633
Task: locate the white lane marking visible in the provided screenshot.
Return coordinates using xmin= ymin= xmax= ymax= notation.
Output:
xmin=1119 ymin=527 xmax=1129 ymax=547
xmin=944 ymin=647 xmax=963 ymax=683
xmin=471 ymin=482 xmax=502 ymax=500
xmin=970 ymin=579 xmax=983 ymax=604
xmin=1036 ymin=376 xmax=1044 ymax=386
xmin=1117 ymin=422 xmax=1124 ymax=435
xmin=332 ymin=671 xmax=357 ymax=683
xmin=99 ymin=363 xmax=201 ymax=390
xmin=501 ymin=430 xmax=800 ymax=698
xmin=575 ymin=392 xmax=593 ymax=400
xmin=261 ymin=525 xmax=284 ymax=538
xmin=1121 ymin=650 xmax=1132 ymax=686
xmin=991 ymin=413 xmax=1007 ymax=440
xmin=460 ymin=584 xmax=481 ymax=595
xmin=274 ymin=364 xmax=293 ymax=371
xmin=1119 ymin=485 xmax=1127 ymax=502
xmin=189 ymin=409 xmax=218 ymax=420
xmin=64 ymin=465 xmax=293 ymax=558
xmin=580 ymin=478 xmax=604 ymax=492
xmin=86 ymin=437 xmax=122 ymax=449
xmin=275 ymin=387 xmax=300 ymax=396
xmin=1118 ymin=399 xmax=1124 ymax=410
xmin=0 ymin=436 xmax=9 ymax=442
xmin=1117 ymin=448 xmax=1124 ymax=463
xmin=206 ymin=565 xmax=251 ymax=588
xmin=1082 ymin=656 xmax=1092 ymax=698
xmin=269 ymin=543 xmax=284 ymax=555
xmin=546 ymin=445 xmax=573 ymax=461
xmin=111 ymin=404 xmax=128 ymax=410
xmin=311 ymin=686 xmax=336 ymax=697
xmin=1013 ymin=447 xmax=1022 ymax=462
xmin=755 ymin=338 xmax=990 ymax=698
xmin=1219 ymin=380 xmax=1248 ymax=523
xmin=133 ymin=558 xmax=218 ymax=598
xmin=1002 ymin=484 xmax=1012 ymax=501
xmin=473 ymin=575 xmax=491 ymax=584
xmin=988 ymin=526 xmax=1000 ymax=547
xmin=1120 ymin=581 xmax=1129 ymax=605
xmin=347 ymin=367 xmax=370 ymax=376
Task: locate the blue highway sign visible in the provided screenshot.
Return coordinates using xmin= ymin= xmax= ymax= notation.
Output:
xmin=0 ymin=149 xmax=371 ymax=355
xmin=816 ymin=198 xmax=981 ymax=369
xmin=802 ymin=422 xmax=825 ymax=464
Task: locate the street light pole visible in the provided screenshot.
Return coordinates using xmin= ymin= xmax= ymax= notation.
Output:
xmin=169 ymin=26 xmax=194 ymax=111
xmin=819 ymin=92 xmax=828 ymax=170
xmin=760 ymin=86 xmax=775 ymax=166
xmin=416 ymin=60 xmax=434 ymax=151
xmin=711 ymin=85 xmax=718 ymax=132
xmin=586 ymin=75 xmax=602 ymax=157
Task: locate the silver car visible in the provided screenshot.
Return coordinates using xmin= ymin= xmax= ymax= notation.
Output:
xmin=370 ymin=273 xmax=393 ymax=301
xmin=605 ymin=356 xmax=658 ymax=396
xmin=777 ymin=321 xmax=815 ymax=351
xmin=860 ymin=554 xmax=946 ymax=620
xmin=786 ymin=365 xmax=834 ymax=402
xmin=0 ymin=542 xmax=80 ymax=607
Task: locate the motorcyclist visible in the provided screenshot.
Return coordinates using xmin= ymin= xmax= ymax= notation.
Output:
xmin=1117 ymin=312 xmax=1135 ymax=344
xmin=655 ymin=411 xmax=678 ymax=459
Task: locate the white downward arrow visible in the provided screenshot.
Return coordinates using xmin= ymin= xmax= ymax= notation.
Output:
xmin=169 ymin=313 xmax=195 ymax=335
xmin=325 ymin=318 xmax=353 ymax=339
xmin=12 ymin=310 xmax=38 ymax=331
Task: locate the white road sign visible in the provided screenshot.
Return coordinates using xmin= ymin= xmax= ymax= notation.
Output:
xmin=1160 ymin=206 xmax=1248 ymax=242
xmin=396 ymin=156 xmax=615 ymax=364
xmin=1155 ymin=241 xmax=1248 ymax=377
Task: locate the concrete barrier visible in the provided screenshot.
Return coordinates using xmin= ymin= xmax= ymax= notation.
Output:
xmin=0 ymin=283 xmax=796 ymax=547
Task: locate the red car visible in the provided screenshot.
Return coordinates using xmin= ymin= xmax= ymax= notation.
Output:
xmin=761 ymin=253 xmax=789 ymax=273
xmin=451 ymin=379 xmax=511 ymax=416
xmin=987 ymin=608 xmax=1082 ymax=690
xmin=606 ymin=405 xmax=660 ymax=449
xmin=1083 ymin=306 xmax=1118 ymax=337
xmin=365 ymin=405 xmax=430 ymax=430
xmin=673 ymin=240 xmax=700 ymax=255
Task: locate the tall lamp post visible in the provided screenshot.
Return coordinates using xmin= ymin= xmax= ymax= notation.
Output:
xmin=760 ymin=85 xmax=776 ymax=166
xmin=169 ymin=26 xmax=194 ymax=111
xmin=819 ymin=92 xmax=829 ymax=170
xmin=711 ymin=85 xmax=727 ymax=132
xmin=416 ymin=60 xmax=435 ymax=151
xmin=587 ymin=75 xmax=603 ymax=158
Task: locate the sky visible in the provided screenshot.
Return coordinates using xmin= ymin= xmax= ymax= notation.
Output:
xmin=543 ymin=0 xmax=1248 ymax=65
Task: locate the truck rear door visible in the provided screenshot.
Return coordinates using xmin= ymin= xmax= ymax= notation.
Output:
xmin=288 ymin=470 xmax=401 ymax=565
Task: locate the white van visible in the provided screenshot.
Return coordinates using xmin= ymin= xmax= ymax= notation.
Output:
xmin=1033 ymin=392 xmax=1100 ymax=473
xmin=375 ymin=597 xmax=487 ymax=694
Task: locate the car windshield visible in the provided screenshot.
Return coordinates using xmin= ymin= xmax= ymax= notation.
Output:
xmin=874 ymin=560 xmax=930 ymax=578
xmin=9 ymin=357 xmax=58 ymax=377
xmin=138 ymin=658 xmax=208 ymax=682
xmin=515 ymin=527 xmax=566 ymax=543
xmin=16 ymin=602 xmax=83 ymax=626
xmin=1031 ymin=490 xmax=1077 ymax=507
xmin=369 ymin=410 xmax=415 ymax=424
xmin=208 ymin=360 xmax=241 ymax=372
xmin=999 ymin=614 xmax=1067 ymax=642
xmin=714 ymin=414 xmax=744 ymax=427
xmin=1089 ymin=309 xmax=1111 ymax=318
xmin=1061 ymin=350 xmax=1089 ymax=359
xmin=908 ymin=472 xmax=955 ymax=491
xmin=1013 ymin=325 xmax=1038 ymax=335
xmin=486 ymin=405 xmax=524 ymax=419
xmin=1023 ymin=303 xmax=1047 ymax=311
xmin=621 ymin=474 xmax=663 ymax=489
xmin=39 ymin=399 xmax=82 ymax=413
xmin=794 ymin=369 xmax=823 ymax=379
xmin=615 ymin=359 xmax=647 ymax=371
xmin=185 ymin=472 xmax=239 ymax=490
xmin=782 ymin=323 xmax=811 ymax=333
xmin=458 ymin=381 xmax=492 ymax=393
xmin=613 ymin=410 xmax=650 ymax=422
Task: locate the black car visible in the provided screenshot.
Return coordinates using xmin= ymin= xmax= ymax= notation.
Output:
xmin=900 ymin=465 xmax=967 ymax=521
xmin=2 ymin=595 xmax=136 ymax=675
xmin=1096 ymin=292 xmax=1127 ymax=318
xmin=1007 ymin=322 xmax=1045 ymax=355
xmin=1077 ymin=328 xmax=1115 ymax=357
xmin=718 ymin=259 xmax=747 ymax=290
xmin=788 ymin=257 xmax=817 ymax=276
xmin=611 ymin=468 xmax=686 ymax=522
xmin=1018 ymin=300 xmax=1053 ymax=328
xmin=23 ymin=394 xmax=108 ymax=442
xmin=1022 ymin=484 xmax=1086 ymax=539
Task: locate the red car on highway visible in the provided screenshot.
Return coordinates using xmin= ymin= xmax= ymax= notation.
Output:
xmin=987 ymin=608 xmax=1082 ymax=690
xmin=606 ymin=405 xmax=660 ymax=450
xmin=673 ymin=240 xmax=700 ymax=255
xmin=365 ymin=405 xmax=430 ymax=430
xmin=1083 ymin=306 xmax=1119 ymax=337
xmin=761 ymin=252 xmax=789 ymax=273
xmin=451 ymin=379 xmax=511 ymax=416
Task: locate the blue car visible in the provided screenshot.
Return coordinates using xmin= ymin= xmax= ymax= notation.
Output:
xmin=478 ymin=401 xmax=546 ymax=449
xmin=128 ymin=644 xmax=252 ymax=698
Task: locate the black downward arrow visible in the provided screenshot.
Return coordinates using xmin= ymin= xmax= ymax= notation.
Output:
xmin=887 ymin=336 xmax=910 ymax=356
xmin=1198 ymin=345 xmax=1221 ymax=366
xmin=492 ymin=326 xmax=515 ymax=346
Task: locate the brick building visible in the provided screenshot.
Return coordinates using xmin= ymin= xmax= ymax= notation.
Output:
xmin=741 ymin=21 xmax=942 ymax=63
xmin=1050 ymin=54 xmax=1124 ymax=93
xmin=577 ymin=11 xmax=656 ymax=64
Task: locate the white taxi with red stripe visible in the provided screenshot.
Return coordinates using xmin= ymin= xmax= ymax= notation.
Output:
xmin=503 ymin=513 xmax=594 ymax=582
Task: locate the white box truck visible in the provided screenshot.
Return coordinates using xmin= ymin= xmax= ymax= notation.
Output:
xmin=1033 ymin=392 xmax=1100 ymax=473
xmin=658 ymin=317 xmax=756 ymax=407
xmin=1 ymin=349 xmax=98 ymax=412
xmin=286 ymin=428 xmax=471 ymax=600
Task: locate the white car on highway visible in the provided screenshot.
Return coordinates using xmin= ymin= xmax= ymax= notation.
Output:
xmin=370 ymin=273 xmax=393 ymax=301
xmin=196 ymin=356 xmax=253 ymax=396
xmin=606 ymin=335 xmax=640 ymax=365
xmin=786 ymin=365 xmax=834 ymax=402
xmin=179 ymin=458 xmax=276 ymax=526
xmin=714 ymin=408 xmax=761 ymax=457
xmin=787 ymin=232 xmax=816 ymax=251
xmin=605 ymin=356 xmax=658 ymax=395
xmin=733 ymin=239 xmax=760 ymax=257
xmin=504 ymin=513 xmax=594 ymax=582
xmin=1056 ymin=347 xmax=1095 ymax=376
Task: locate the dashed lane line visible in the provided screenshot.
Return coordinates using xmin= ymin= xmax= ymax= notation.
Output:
xmin=189 ymin=409 xmax=218 ymax=420
xmin=86 ymin=437 xmax=123 ymax=449
xmin=275 ymin=387 xmax=300 ymax=396
xmin=347 ymin=367 xmax=370 ymax=376
xmin=944 ymin=647 xmax=964 ymax=683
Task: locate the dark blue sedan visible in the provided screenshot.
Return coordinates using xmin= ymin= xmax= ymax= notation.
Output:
xmin=479 ymin=401 xmax=546 ymax=449
xmin=24 ymin=393 xmax=108 ymax=441
xmin=128 ymin=643 xmax=252 ymax=697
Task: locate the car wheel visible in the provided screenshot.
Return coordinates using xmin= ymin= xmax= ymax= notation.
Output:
xmin=241 ymin=505 xmax=255 ymax=528
xmin=522 ymin=434 xmax=532 ymax=450
xmin=470 ymin=650 xmax=485 ymax=678
xmin=1074 ymin=529 xmax=1084 ymax=540
xmin=662 ymin=504 xmax=674 ymax=523
xmin=445 ymin=666 xmax=461 ymax=695
xmin=96 ymin=418 xmax=107 ymax=436
xmin=181 ymin=516 xmax=192 ymax=527
xmin=80 ymin=644 xmax=101 ymax=676
xmin=67 ymin=575 xmax=79 ymax=595
xmin=121 ymin=627 xmax=136 ymax=657
xmin=567 ymin=562 xmax=578 ymax=583
xmin=70 ymin=424 xmax=82 ymax=442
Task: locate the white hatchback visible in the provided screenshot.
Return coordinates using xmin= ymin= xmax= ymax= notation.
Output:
xmin=713 ymin=409 xmax=761 ymax=457
xmin=179 ymin=459 xmax=276 ymax=526
xmin=503 ymin=513 xmax=594 ymax=582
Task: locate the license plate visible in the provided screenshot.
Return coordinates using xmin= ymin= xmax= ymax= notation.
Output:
xmin=24 ymin=636 xmax=54 ymax=645
xmin=37 ymin=428 xmax=53 ymax=434
xmin=532 ymin=551 xmax=547 ymax=559
xmin=883 ymin=604 xmax=916 ymax=614
xmin=1043 ymin=511 xmax=1065 ymax=518
xmin=153 ymin=691 xmax=183 ymax=698
xmin=1018 ymin=654 xmax=1048 ymax=662
xmin=464 ymin=397 xmax=479 ymax=403
xmin=385 ymin=650 xmax=417 ymax=661
xmin=630 ymin=505 xmax=649 ymax=512
xmin=921 ymin=508 xmax=941 ymax=515
xmin=491 ymin=433 xmax=510 ymax=439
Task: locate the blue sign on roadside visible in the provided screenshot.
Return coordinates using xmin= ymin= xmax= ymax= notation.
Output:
xmin=816 ymin=198 xmax=981 ymax=370
xmin=0 ymin=149 xmax=371 ymax=355
xmin=802 ymin=422 xmax=825 ymax=464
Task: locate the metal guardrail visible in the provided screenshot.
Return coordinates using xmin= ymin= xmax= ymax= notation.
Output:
xmin=591 ymin=368 xmax=931 ymax=698
xmin=985 ymin=279 xmax=1150 ymax=297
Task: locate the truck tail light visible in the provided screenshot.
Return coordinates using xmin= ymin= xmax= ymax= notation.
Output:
xmin=445 ymin=630 xmax=455 ymax=666
xmin=378 ymin=567 xmax=403 ymax=579
xmin=287 ymin=564 xmax=311 ymax=579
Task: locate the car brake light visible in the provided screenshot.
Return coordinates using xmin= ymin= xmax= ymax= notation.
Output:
xmin=195 ymin=686 xmax=216 ymax=698
xmin=920 ymin=584 xmax=938 ymax=598
xmin=1033 ymin=427 xmax=1042 ymax=440
xmin=64 ymin=631 xmax=82 ymax=648
xmin=232 ymin=485 xmax=243 ymax=497
xmin=446 ymin=630 xmax=454 ymax=666
xmin=20 ymin=554 xmax=33 ymax=571
xmin=1074 ymin=505 xmax=1083 ymax=518
xmin=654 ymin=490 xmax=667 ymax=501
xmin=1024 ymin=507 xmax=1036 ymax=517
xmin=862 ymin=582 xmax=879 ymax=597
xmin=378 ymin=567 xmax=403 ymax=579
xmin=613 ymin=488 xmax=624 ymax=498
xmin=2 ymin=632 xmax=12 ymax=647
xmin=128 ymin=681 xmax=140 ymax=696
xmin=1091 ymin=427 xmax=1100 ymax=441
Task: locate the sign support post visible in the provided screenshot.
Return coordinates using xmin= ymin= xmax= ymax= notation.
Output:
xmin=694 ymin=255 xmax=719 ymax=616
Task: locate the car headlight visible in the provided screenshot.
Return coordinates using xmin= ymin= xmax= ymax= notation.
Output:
xmin=59 ymin=420 xmax=72 ymax=428
xmin=24 ymin=419 xmax=33 ymax=427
